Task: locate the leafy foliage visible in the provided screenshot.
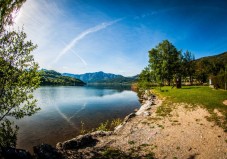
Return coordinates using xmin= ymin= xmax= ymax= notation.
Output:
xmin=194 ymin=52 xmax=227 ymax=83
xmin=212 ymin=73 xmax=227 ymax=89
xmin=0 ymin=0 xmax=41 ymax=147
xmin=182 ymin=51 xmax=195 ymax=85
xmin=0 ymin=120 xmax=18 ymax=147
xmin=0 ymin=30 xmax=40 ymax=147
xmin=138 ymin=67 xmax=155 ymax=89
xmin=40 ymin=69 xmax=86 ymax=86
xmin=139 ymin=40 xmax=227 ymax=89
xmin=139 ymin=40 xmax=183 ymax=89
xmin=0 ymin=0 xmax=26 ymax=32
xmin=80 ymin=118 xmax=122 ymax=134
xmin=148 ymin=40 xmax=182 ymax=86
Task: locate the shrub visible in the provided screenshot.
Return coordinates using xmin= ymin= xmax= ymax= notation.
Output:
xmin=212 ymin=73 xmax=227 ymax=89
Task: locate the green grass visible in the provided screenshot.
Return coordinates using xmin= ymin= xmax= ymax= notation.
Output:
xmin=152 ymin=86 xmax=227 ymax=130
xmin=154 ymin=86 xmax=227 ymax=110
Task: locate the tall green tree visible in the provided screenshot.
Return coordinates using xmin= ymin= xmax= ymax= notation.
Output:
xmin=138 ymin=66 xmax=155 ymax=88
xmin=195 ymin=59 xmax=210 ymax=83
xmin=149 ymin=40 xmax=181 ymax=86
xmin=182 ymin=51 xmax=195 ymax=85
xmin=0 ymin=0 xmax=40 ymax=147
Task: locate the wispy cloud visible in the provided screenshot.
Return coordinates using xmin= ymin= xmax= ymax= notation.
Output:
xmin=68 ymin=50 xmax=88 ymax=66
xmin=52 ymin=18 xmax=123 ymax=65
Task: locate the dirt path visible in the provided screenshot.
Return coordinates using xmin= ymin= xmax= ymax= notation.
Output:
xmin=95 ymin=98 xmax=227 ymax=158
xmin=58 ymin=95 xmax=227 ymax=159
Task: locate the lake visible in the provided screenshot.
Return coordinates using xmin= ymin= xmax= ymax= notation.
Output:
xmin=16 ymin=85 xmax=141 ymax=152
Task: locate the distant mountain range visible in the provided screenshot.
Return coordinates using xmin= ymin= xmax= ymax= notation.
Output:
xmin=40 ymin=69 xmax=85 ymax=86
xmin=62 ymin=71 xmax=138 ymax=84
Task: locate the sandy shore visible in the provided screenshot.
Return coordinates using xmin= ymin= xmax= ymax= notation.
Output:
xmin=57 ymin=92 xmax=227 ymax=159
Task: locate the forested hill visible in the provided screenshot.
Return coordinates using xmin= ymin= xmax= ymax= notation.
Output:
xmin=194 ymin=52 xmax=227 ymax=76
xmin=195 ymin=52 xmax=227 ymax=64
xmin=93 ymin=75 xmax=138 ymax=84
xmin=40 ymin=69 xmax=86 ymax=86
xmin=63 ymin=71 xmax=124 ymax=83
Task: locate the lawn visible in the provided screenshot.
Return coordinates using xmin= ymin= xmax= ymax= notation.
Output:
xmin=152 ymin=86 xmax=227 ymax=130
xmin=153 ymin=86 xmax=227 ymax=110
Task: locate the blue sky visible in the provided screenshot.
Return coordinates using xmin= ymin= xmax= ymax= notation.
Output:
xmin=14 ymin=0 xmax=227 ymax=76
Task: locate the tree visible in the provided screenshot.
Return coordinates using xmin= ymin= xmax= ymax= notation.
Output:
xmin=0 ymin=0 xmax=26 ymax=32
xmin=0 ymin=0 xmax=40 ymax=147
xmin=148 ymin=40 xmax=182 ymax=87
xmin=138 ymin=66 xmax=155 ymax=88
xmin=195 ymin=59 xmax=210 ymax=84
xmin=182 ymin=51 xmax=195 ymax=85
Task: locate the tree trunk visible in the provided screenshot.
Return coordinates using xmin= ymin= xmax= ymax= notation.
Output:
xmin=167 ymin=79 xmax=171 ymax=86
xmin=176 ymin=76 xmax=181 ymax=88
xmin=189 ymin=76 xmax=193 ymax=86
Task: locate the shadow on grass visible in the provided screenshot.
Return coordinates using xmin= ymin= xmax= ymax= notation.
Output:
xmin=180 ymin=87 xmax=200 ymax=89
xmin=160 ymin=90 xmax=169 ymax=92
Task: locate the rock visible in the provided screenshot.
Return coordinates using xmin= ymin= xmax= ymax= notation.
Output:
xmin=136 ymin=100 xmax=152 ymax=115
xmin=56 ymin=134 xmax=98 ymax=150
xmin=143 ymin=111 xmax=151 ymax=116
xmin=33 ymin=144 xmax=63 ymax=159
xmin=90 ymin=131 xmax=112 ymax=137
xmin=134 ymin=108 xmax=138 ymax=112
xmin=0 ymin=147 xmax=32 ymax=159
xmin=123 ymin=113 xmax=136 ymax=122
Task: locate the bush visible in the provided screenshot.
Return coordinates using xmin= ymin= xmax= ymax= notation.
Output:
xmin=212 ymin=73 xmax=227 ymax=89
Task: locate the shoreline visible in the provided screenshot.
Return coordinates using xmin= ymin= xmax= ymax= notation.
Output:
xmin=54 ymin=90 xmax=226 ymax=159
xmin=1 ymin=90 xmax=226 ymax=158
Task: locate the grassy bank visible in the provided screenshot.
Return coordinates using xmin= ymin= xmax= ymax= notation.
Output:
xmin=153 ymin=86 xmax=226 ymax=110
xmin=152 ymin=86 xmax=227 ymax=131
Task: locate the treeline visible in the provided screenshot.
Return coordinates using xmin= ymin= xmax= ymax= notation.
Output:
xmin=138 ymin=40 xmax=227 ymax=89
xmin=40 ymin=69 xmax=86 ymax=86
xmin=93 ymin=76 xmax=138 ymax=85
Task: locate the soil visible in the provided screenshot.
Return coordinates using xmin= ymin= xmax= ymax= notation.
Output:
xmin=58 ymin=95 xmax=227 ymax=159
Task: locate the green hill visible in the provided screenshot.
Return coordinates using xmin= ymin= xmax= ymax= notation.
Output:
xmin=193 ymin=52 xmax=227 ymax=83
xmin=196 ymin=52 xmax=227 ymax=65
xmin=40 ymin=69 xmax=86 ymax=86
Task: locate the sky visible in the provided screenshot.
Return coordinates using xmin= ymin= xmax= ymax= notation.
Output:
xmin=13 ymin=0 xmax=227 ymax=76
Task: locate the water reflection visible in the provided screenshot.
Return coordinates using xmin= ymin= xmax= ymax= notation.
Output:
xmin=16 ymin=86 xmax=140 ymax=152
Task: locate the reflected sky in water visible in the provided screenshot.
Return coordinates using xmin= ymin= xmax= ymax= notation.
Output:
xmin=16 ymin=86 xmax=140 ymax=152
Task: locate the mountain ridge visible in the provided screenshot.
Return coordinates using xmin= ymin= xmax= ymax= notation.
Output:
xmin=63 ymin=71 xmax=122 ymax=83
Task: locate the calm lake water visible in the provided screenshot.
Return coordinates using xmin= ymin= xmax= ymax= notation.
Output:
xmin=16 ymin=86 xmax=140 ymax=152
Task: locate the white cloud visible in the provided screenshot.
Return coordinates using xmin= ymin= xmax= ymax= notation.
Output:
xmin=51 ymin=18 xmax=123 ymax=65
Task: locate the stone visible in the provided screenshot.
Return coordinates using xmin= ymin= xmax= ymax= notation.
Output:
xmin=56 ymin=134 xmax=98 ymax=150
xmin=33 ymin=144 xmax=63 ymax=159
xmin=90 ymin=131 xmax=112 ymax=137
xmin=123 ymin=113 xmax=136 ymax=122
xmin=143 ymin=111 xmax=151 ymax=116
xmin=0 ymin=147 xmax=32 ymax=159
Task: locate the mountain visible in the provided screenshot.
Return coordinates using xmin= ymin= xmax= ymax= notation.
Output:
xmin=40 ymin=69 xmax=86 ymax=86
xmin=93 ymin=74 xmax=139 ymax=84
xmin=62 ymin=71 xmax=125 ymax=83
xmin=194 ymin=52 xmax=227 ymax=76
xmin=195 ymin=52 xmax=227 ymax=64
